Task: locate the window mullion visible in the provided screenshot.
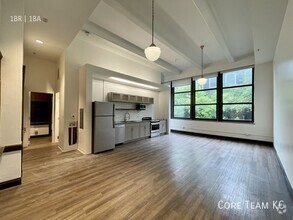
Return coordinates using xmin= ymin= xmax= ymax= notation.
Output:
xmin=218 ymin=73 xmax=223 ymax=121
xmin=191 ymin=78 xmax=195 ymax=119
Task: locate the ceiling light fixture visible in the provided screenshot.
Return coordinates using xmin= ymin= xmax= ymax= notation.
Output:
xmin=36 ymin=40 xmax=44 ymax=44
xmin=109 ymin=77 xmax=159 ymax=90
xmin=144 ymin=0 xmax=161 ymax=62
xmin=197 ymin=45 xmax=207 ymax=86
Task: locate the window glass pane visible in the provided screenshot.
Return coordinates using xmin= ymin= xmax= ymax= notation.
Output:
xmin=174 ymin=93 xmax=191 ymax=105
xmin=223 ymin=86 xmax=252 ymax=103
xmin=222 ymin=104 xmax=252 ymax=121
xmin=195 ymin=90 xmax=217 ymax=104
xmin=174 ymin=106 xmax=190 ymax=118
xmin=174 ymin=85 xmax=191 ymax=93
xmin=195 ymin=105 xmax=217 ymax=119
xmin=223 ymin=68 xmax=252 ymax=87
xmin=196 ymin=77 xmax=217 ymax=90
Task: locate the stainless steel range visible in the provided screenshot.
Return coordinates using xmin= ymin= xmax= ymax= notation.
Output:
xmin=142 ymin=117 xmax=160 ymax=137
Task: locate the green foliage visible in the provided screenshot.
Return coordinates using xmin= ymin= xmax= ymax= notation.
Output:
xmin=174 ymin=93 xmax=190 ymax=105
xmin=174 ymin=106 xmax=190 ymax=118
xmin=174 ymin=85 xmax=191 ymax=93
xmin=223 ymin=104 xmax=252 ymax=120
xmin=223 ymin=86 xmax=252 ymax=103
xmin=195 ymin=90 xmax=217 ymax=104
xmin=195 ymin=105 xmax=216 ymax=119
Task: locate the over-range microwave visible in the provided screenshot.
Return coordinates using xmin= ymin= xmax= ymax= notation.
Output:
xmin=136 ymin=104 xmax=146 ymax=110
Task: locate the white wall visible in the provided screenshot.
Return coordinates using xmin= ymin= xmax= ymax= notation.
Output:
xmin=57 ymin=52 xmax=66 ymax=151
xmin=24 ymin=55 xmax=57 ymax=92
xmin=0 ymin=0 xmax=24 ymax=182
xmin=273 ymin=0 xmax=293 ymax=187
xmin=166 ymin=61 xmax=274 ymax=142
xmin=23 ymin=55 xmax=58 ymax=146
xmin=61 ymin=32 xmax=163 ymax=151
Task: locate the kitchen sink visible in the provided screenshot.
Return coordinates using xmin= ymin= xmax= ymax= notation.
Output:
xmin=124 ymin=120 xmax=142 ymax=123
xmin=115 ymin=120 xmax=142 ymax=124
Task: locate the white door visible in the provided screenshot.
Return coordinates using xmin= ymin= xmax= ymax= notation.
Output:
xmin=54 ymin=92 xmax=60 ymax=143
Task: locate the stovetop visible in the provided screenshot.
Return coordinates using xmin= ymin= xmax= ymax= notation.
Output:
xmin=142 ymin=117 xmax=152 ymax=121
xmin=142 ymin=117 xmax=160 ymax=123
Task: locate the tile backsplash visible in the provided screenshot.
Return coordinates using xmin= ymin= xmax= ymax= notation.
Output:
xmin=114 ymin=102 xmax=153 ymax=122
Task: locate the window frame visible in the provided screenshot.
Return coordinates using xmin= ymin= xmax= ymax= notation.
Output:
xmin=171 ymin=79 xmax=192 ymax=119
xmin=220 ymin=67 xmax=254 ymax=123
xmin=171 ymin=66 xmax=254 ymax=123
xmin=194 ymin=78 xmax=218 ymax=121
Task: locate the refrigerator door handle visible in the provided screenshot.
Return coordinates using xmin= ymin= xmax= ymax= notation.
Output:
xmin=113 ymin=104 xmax=115 ymax=128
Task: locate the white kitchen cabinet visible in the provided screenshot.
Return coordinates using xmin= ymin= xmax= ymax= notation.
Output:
xmin=108 ymin=92 xmax=154 ymax=104
xmin=139 ymin=122 xmax=150 ymax=138
xmin=125 ymin=123 xmax=140 ymax=141
xmin=160 ymin=120 xmax=167 ymax=134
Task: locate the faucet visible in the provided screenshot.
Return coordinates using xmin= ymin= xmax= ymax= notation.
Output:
xmin=124 ymin=112 xmax=130 ymax=121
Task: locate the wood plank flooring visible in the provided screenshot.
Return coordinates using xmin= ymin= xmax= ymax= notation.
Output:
xmin=0 ymin=133 xmax=292 ymax=220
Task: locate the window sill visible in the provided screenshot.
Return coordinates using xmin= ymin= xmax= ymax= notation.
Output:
xmin=171 ymin=117 xmax=255 ymax=124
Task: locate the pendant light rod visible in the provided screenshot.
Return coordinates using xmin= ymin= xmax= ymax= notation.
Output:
xmin=151 ymin=0 xmax=155 ymax=46
xmin=201 ymin=45 xmax=204 ymax=77
xmin=144 ymin=0 xmax=161 ymax=61
xmin=197 ymin=45 xmax=207 ymax=85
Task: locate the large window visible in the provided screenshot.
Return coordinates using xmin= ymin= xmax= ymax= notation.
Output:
xmin=221 ymin=68 xmax=253 ymax=121
xmin=172 ymin=67 xmax=254 ymax=122
xmin=194 ymin=77 xmax=217 ymax=119
xmin=172 ymin=80 xmax=191 ymax=119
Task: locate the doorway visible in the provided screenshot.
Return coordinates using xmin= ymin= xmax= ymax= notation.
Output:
xmin=29 ymin=92 xmax=53 ymax=147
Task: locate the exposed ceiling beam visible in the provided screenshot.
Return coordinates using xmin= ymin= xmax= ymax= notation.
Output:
xmin=83 ymin=21 xmax=181 ymax=74
xmin=191 ymin=0 xmax=235 ymax=63
xmin=104 ymin=0 xmax=201 ymax=69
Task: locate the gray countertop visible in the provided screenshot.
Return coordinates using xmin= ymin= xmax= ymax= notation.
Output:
xmin=115 ymin=120 xmax=144 ymax=125
xmin=115 ymin=119 xmax=167 ymax=125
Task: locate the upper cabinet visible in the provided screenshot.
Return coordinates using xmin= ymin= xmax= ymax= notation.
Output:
xmin=108 ymin=92 xmax=154 ymax=104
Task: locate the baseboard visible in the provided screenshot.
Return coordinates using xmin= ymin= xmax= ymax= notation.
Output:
xmin=77 ymin=147 xmax=91 ymax=155
xmin=0 ymin=178 xmax=21 ymax=190
xmin=3 ymin=144 xmax=23 ymax=153
xmin=171 ymin=130 xmax=273 ymax=146
xmin=30 ymin=134 xmax=51 ymax=138
xmin=273 ymin=147 xmax=293 ymax=200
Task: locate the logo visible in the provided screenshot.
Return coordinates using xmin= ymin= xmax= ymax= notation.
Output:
xmin=217 ymin=200 xmax=287 ymax=215
xmin=273 ymin=200 xmax=287 ymax=215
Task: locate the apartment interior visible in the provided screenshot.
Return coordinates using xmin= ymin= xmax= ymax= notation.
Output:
xmin=0 ymin=0 xmax=293 ymax=219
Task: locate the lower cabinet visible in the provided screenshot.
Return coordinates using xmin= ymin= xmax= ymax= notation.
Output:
xmin=125 ymin=123 xmax=140 ymax=142
xmin=160 ymin=120 xmax=167 ymax=134
xmin=139 ymin=122 xmax=150 ymax=138
xmin=125 ymin=122 xmax=150 ymax=142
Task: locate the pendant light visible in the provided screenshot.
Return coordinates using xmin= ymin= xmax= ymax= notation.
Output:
xmin=145 ymin=0 xmax=161 ymax=62
xmin=197 ymin=45 xmax=207 ymax=85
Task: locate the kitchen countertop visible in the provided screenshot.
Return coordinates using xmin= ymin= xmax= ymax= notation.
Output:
xmin=115 ymin=119 xmax=168 ymax=125
xmin=115 ymin=120 xmax=145 ymax=125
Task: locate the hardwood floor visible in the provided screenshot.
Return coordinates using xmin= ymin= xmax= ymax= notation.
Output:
xmin=29 ymin=136 xmax=52 ymax=148
xmin=0 ymin=133 xmax=292 ymax=220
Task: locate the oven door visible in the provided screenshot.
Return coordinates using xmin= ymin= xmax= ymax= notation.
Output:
xmin=151 ymin=122 xmax=160 ymax=137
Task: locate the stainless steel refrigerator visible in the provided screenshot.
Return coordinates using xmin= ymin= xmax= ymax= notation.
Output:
xmin=92 ymin=102 xmax=115 ymax=153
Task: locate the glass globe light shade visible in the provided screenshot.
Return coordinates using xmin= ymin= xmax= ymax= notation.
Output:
xmin=197 ymin=77 xmax=207 ymax=85
xmin=144 ymin=45 xmax=161 ymax=61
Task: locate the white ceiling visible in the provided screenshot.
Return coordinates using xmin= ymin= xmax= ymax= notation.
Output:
xmin=24 ymin=0 xmax=289 ymax=75
xmin=24 ymin=0 xmax=101 ymax=61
